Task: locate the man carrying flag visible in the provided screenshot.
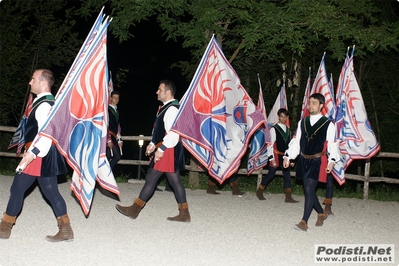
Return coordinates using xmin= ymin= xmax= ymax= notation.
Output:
xmin=0 ymin=69 xmax=73 ymax=242
xmin=283 ymin=93 xmax=340 ymax=232
xmin=116 ymin=80 xmax=190 ymax=222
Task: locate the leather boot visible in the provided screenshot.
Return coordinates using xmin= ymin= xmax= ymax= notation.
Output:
xmin=230 ymin=181 xmax=245 ymax=195
xmin=294 ymin=220 xmax=308 ymax=232
xmin=315 ymin=213 xmax=326 ymax=227
xmin=256 ymin=184 xmax=266 ymax=200
xmin=206 ymin=180 xmax=220 ymax=195
xmin=0 ymin=213 xmax=16 ymax=239
xmin=167 ymin=202 xmax=191 ymax=222
xmin=323 ymin=198 xmax=334 ymax=217
xmin=45 ymin=214 xmax=74 ymax=242
xmin=284 ymin=188 xmax=299 ymax=203
xmin=116 ymin=198 xmax=146 ymax=219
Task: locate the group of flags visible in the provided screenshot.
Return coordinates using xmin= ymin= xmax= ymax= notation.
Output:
xmin=8 ymin=9 xmax=380 ymax=213
xmin=299 ymin=48 xmax=380 ymax=185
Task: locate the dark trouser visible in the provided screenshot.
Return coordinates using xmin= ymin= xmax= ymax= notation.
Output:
xmin=260 ymin=164 xmax=291 ymax=188
xmin=302 ymin=178 xmax=323 ymax=223
xmin=6 ymin=173 xmax=67 ymax=217
xmin=138 ymin=168 xmax=186 ymax=203
xmin=106 ymin=144 xmax=121 ymax=169
xmin=325 ymin=174 xmax=333 ymax=199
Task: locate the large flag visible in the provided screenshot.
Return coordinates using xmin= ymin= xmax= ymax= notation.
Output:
xmin=34 ymin=8 xmax=118 ymax=215
xmin=8 ymin=93 xmax=34 ymax=157
xmin=310 ymin=52 xmax=336 ymax=120
xmin=247 ymin=74 xmax=271 ymax=175
xmin=267 ymin=78 xmax=289 ymax=127
xmin=332 ymin=47 xmax=380 ymax=185
xmin=300 ymin=67 xmax=312 ymax=119
xmin=171 ymin=36 xmax=266 ymax=184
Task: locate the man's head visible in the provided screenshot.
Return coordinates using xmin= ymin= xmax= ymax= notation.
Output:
xmin=277 ymin=108 xmax=289 ymax=124
xmin=308 ymin=93 xmax=325 ymax=115
xmin=110 ymin=91 xmax=120 ymax=106
xmin=157 ymin=79 xmax=176 ymax=103
xmin=29 ymin=69 xmax=54 ymax=95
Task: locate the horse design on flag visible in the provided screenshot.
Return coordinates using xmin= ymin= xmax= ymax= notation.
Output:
xmin=171 ymin=36 xmax=265 ymax=183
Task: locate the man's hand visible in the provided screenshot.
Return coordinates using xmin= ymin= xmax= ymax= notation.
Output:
xmin=107 ymin=141 xmax=113 ymax=149
xmin=283 ymin=158 xmax=290 ymax=168
xmin=145 ymin=143 xmax=155 ymax=156
xmin=326 ymin=161 xmax=335 ymax=174
xmin=154 ymin=150 xmax=164 ymax=163
xmin=270 ymin=160 xmax=277 ymax=168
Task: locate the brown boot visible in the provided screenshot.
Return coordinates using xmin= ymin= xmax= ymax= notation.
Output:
xmin=45 ymin=214 xmax=74 ymax=242
xmin=323 ymin=198 xmax=334 ymax=217
xmin=167 ymin=202 xmax=191 ymax=222
xmin=0 ymin=213 xmax=16 ymax=239
xmin=116 ymin=198 xmax=146 ymax=219
xmin=230 ymin=181 xmax=245 ymax=195
xmin=315 ymin=213 xmax=326 ymax=227
xmin=284 ymin=188 xmax=299 ymax=203
xmin=294 ymin=220 xmax=308 ymax=232
xmin=206 ymin=180 xmax=220 ymax=195
xmin=256 ymin=185 xmax=266 ymax=200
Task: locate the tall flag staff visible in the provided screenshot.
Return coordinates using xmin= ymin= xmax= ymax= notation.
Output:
xmin=31 ymin=8 xmax=118 ymax=215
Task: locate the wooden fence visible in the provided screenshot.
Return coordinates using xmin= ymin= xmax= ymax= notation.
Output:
xmin=1 ymin=125 xmax=398 ymax=199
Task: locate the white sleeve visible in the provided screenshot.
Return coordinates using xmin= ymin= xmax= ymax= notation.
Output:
xmin=327 ymin=122 xmax=340 ymax=164
xmin=284 ymin=120 xmax=301 ymax=160
xmin=266 ymin=127 xmax=276 ymax=158
xmin=160 ymin=106 xmax=180 ymax=149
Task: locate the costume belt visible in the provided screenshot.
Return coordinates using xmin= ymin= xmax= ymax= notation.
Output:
xmin=275 ymin=150 xmax=284 ymax=156
xmin=300 ymin=151 xmax=326 ymax=159
xmin=24 ymin=141 xmax=54 ymax=152
xmin=109 ymin=131 xmax=118 ymax=138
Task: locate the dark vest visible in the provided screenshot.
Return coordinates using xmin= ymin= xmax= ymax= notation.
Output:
xmin=108 ymin=106 xmax=119 ymax=135
xmin=25 ymin=95 xmax=67 ymax=177
xmin=274 ymin=124 xmax=291 ymax=153
xmin=299 ymin=116 xmax=330 ymax=155
xmin=151 ymin=100 xmax=185 ymax=170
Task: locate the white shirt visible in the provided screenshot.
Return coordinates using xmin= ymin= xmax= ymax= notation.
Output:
xmin=285 ymin=114 xmax=340 ymax=164
xmin=266 ymin=123 xmax=288 ymax=158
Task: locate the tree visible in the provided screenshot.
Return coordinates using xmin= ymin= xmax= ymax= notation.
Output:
xmin=78 ymin=0 xmax=399 ymax=128
xmin=0 ymin=0 xmax=81 ymax=126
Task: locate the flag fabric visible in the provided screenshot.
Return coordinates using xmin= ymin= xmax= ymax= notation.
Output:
xmin=8 ymin=93 xmax=34 ymax=157
xmin=247 ymin=74 xmax=271 ymax=175
xmin=267 ymin=78 xmax=289 ymax=127
xmin=310 ymin=52 xmax=336 ymax=120
xmin=34 ymin=8 xmax=118 ymax=215
xmin=171 ymin=36 xmax=266 ymax=184
xmin=332 ymin=47 xmax=380 ymax=185
xmin=300 ymin=67 xmax=312 ymax=119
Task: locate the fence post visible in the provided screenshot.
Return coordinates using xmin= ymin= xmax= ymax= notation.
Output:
xmin=188 ymin=157 xmax=199 ymax=188
xmin=363 ymin=159 xmax=371 ymax=199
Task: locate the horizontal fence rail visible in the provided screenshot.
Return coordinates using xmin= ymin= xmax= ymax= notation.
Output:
xmin=1 ymin=126 xmax=398 ymax=199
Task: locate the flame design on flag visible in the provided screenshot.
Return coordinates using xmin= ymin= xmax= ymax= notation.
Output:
xmin=311 ymin=53 xmax=336 ymax=120
xmin=35 ymin=9 xmax=118 ymax=215
xmin=332 ymin=47 xmax=380 ymax=185
xmin=171 ymin=36 xmax=265 ymax=184
xmin=267 ymin=78 xmax=289 ymax=127
xmin=247 ymin=74 xmax=271 ymax=174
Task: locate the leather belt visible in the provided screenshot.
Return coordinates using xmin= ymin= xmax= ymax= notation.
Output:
xmin=275 ymin=150 xmax=284 ymax=156
xmin=301 ymin=151 xmax=326 ymax=159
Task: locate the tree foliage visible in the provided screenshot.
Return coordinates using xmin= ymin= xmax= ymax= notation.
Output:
xmin=78 ymin=0 xmax=399 ymax=152
xmin=0 ymin=0 xmax=81 ymax=126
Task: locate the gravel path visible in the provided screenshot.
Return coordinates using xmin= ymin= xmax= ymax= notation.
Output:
xmin=0 ymin=175 xmax=398 ymax=266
